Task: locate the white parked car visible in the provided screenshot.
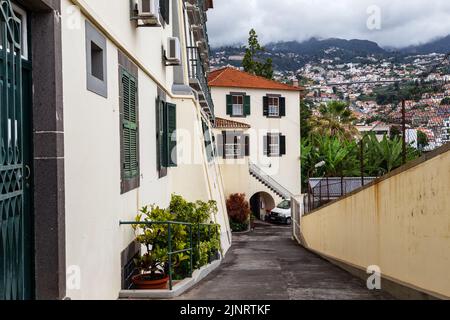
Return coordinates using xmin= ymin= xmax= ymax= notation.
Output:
xmin=269 ymin=200 xmax=292 ymax=225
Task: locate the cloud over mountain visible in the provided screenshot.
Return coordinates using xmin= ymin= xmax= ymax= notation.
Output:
xmin=207 ymin=0 xmax=450 ymax=49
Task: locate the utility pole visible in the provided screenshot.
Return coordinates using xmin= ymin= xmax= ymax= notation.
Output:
xmin=401 ymin=99 xmax=407 ymax=165
xmin=360 ymin=137 xmax=365 ymax=187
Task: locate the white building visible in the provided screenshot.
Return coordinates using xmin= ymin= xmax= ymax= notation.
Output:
xmin=1 ymin=0 xmax=231 ymax=300
xmin=208 ymin=67 xmax=302 ymax=221
xmin=356 ymin=123 xmax=391 ymax=141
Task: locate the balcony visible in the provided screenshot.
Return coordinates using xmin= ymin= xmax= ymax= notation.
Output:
xmin=187 ymin=46 xmax=214 ymax=122
xmin=185 ymin=0 xmax=210 ymax=57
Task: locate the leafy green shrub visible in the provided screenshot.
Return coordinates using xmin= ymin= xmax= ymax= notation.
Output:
xmin=131 ymin=194 xmax=222 ymax=277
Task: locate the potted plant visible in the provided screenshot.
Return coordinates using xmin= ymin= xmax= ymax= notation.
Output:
xmin=131 ymin=205 xmax=187 ymax=289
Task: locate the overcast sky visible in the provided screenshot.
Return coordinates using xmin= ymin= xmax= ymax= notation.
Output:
xmin=207 ymin=0 xmax=450 ymax=48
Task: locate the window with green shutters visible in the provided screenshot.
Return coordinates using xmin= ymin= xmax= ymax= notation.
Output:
xmin=120 ymin=68 xmax=139 ymax=193
xmin=263 ymin=95 xmax=286 ymax=118
xmin=226 ymin=93 xmax=251 ymax=117
xmin=263 ymin=133 xmax=286 ymax=157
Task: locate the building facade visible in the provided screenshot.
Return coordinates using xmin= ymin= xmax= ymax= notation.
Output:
xmin=0 ymin=0 xmax=231 ymax=300
xmin=208 ymin=67 xmax=302 ymax=220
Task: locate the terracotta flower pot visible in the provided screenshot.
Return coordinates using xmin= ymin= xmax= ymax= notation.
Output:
xmin=132 ymin=273 xmax=169 ymax=290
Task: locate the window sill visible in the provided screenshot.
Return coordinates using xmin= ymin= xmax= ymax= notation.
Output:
xmin=266 ymin=115 xmax=283 ymax=119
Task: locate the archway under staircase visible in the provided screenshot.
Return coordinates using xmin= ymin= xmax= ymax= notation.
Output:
xmin=249 ymin=191 xmax=275 ymax=221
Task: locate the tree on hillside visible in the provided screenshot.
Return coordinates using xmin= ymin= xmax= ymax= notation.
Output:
xmin=300 ymin=99 xmax=313 ymax=139
xmin=441 ymin=97 xmax=450 ymax=105
xmin=242 ymin=29 xmax=274 ymax=79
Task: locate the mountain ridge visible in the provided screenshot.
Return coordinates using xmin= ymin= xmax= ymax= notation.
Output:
xmin=211 ymin=36 xmax=450 ymax=72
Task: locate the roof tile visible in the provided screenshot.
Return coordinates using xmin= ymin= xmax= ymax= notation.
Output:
xmin=208 ymin=67 xmax=303 ymax=92
xmin=214 ymin=117 xmax=251 ymax=129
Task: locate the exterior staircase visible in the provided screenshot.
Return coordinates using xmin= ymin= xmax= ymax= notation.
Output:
xmin=249 ymin=162 xmax=295 ymax=200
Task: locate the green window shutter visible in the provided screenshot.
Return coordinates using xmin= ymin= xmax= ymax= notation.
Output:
xmin=245 ymin=135 xmax=250 ymax=157
xmin=244 ymin=95 xmax=251 ymax=116
xmin=156 ymin=98 xmax=168 ymax=176
xmin=222 ymin=131 xmax=229 ymax=159
xmin=263 ymin=96 xmax=269 ymax=116
xmin=226 ymin=95 xmax=233 ymax=115
xmin=121 ymin=69 xmax=139 ymax=180
xmin=280 ymin=97 xmax=286 ymax=117
xmin=161 ymin=101 xmax=168 ymax=168
xmin=280 ymin=134 xmax=286 ymax=156
xmin=160 ymin=0 xmax=170 ymax=24
xmin=166 ymin=102 xmax=177 ymax=167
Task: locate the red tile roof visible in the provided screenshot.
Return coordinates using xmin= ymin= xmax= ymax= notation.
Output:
xmin=214 ymin=117 xmax=251 ymax=129
xmin=208 ymin=67 xmax=303 ymax=92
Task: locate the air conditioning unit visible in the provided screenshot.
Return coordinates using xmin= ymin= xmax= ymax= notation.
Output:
xmin=134 ymin=0 xmax=160 ymax=26
xmin=166 ymin=37 xmax=181 ymax=66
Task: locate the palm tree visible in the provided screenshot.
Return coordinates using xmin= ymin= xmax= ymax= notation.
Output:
xmin=309 ymin=101 xmax=359 ymax=140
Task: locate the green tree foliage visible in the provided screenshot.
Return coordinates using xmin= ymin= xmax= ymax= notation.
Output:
xmin=301 ymin=132 xmax=421 ymax=192
xmin=374 ymin=81 xmax=443 ymax=105
xmin=242 ymin=29 xmax=274 ymax=79
xmin=417 ymin=130 xmax=429 ymax=150
xmin=440 ymin=97 xmax=450 ymax=105
xmin=300 ymin=99 xmax=313 ymax=138
xmin=309 ymin=101 xmax=359 ymax=140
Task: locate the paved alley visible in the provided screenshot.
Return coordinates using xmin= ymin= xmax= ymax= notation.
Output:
xmin=177 ymin=222 xmax=393 ymax=300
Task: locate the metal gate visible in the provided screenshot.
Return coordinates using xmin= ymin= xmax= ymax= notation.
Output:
xmin=0 ymin=0 xmax=31 ymax=300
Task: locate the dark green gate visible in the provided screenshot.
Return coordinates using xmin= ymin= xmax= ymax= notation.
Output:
xmin=0 ymin=0 xmax=32 ymax=300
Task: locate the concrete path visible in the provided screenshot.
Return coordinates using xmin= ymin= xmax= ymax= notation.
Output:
xmin=177 ymin=222 xmax=393 ymax=300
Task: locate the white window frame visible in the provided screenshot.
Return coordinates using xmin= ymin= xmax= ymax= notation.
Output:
xmin=232 ymin=95 xmax=244 ymax=116
xmin=269 ymin=134 xmax=280 ymax=157
xmin=224 ymin=142 xmax=241 ymax=158
xmin=268 ymin=96 xmax=279 ymax=117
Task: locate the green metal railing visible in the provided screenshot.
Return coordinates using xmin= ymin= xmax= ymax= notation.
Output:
xmin=119 ymin=220 xmax=220 ymax=290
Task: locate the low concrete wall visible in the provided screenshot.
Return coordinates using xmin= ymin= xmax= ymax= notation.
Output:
xmin=298 ymin=144 xmax=450 ymax=299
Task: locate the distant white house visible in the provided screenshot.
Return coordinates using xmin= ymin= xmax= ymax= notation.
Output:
xmin=356 ymin=123 xmax=391 ymax=141
xmin=208 ymin=67 xmax=303 ymax=220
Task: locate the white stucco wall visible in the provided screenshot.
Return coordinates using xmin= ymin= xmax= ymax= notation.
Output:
xmin=211 ymin=86 xmax=302 ymax=199
xmin=61 ymin=0 xmax=230 ymax=300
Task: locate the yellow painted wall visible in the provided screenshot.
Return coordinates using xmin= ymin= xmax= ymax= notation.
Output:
xmin=299 ymin=149 xmax=450 ymax=299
